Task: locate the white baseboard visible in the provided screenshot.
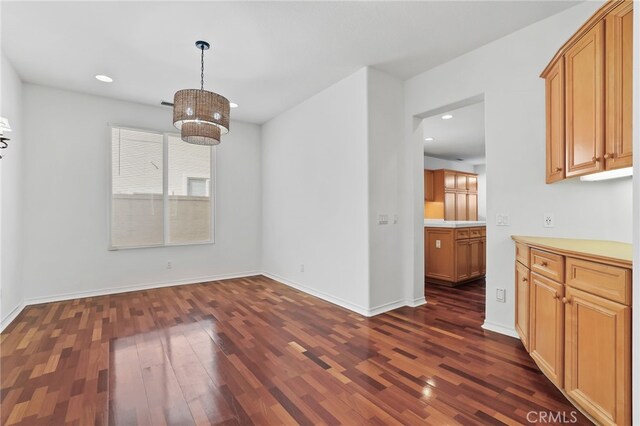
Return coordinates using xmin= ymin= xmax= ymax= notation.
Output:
xmin=261 ymin=272 xmax=425 ymax=317
xmin=406 ymin=296 xmax=427 ymax=307
xmin=0 ymin=271 xmax=260 ymax=332
xmin=261 ymin=271 xmax=372 ymax=316
xmin=481 ymin=320 xmax=519 ymax=339
xmin=1 ymin=301 xmax=26 ymax=332
xmin=2 ymin=270 xmax=426 ymax=332
xmin=23 ymin=271 xmax=261 ymax=306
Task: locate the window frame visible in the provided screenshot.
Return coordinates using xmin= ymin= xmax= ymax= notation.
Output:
xmin=107 ymin=124 xmax=216 ymax=251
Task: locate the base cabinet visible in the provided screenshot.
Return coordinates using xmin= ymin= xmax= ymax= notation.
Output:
xmin=513 ymin=237 xmax=631 ymax=425
xmin=529 ymin=273 xmax=564 ymax=388
xmin=564 ymin=287 xmax=630 ymax=426
xmin=425 ymin=226 xmax=486 ymax=286
xmin=515 ymin=262 xmax=530 ymax=350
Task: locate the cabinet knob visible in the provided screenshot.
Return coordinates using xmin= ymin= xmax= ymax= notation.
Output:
xmin=562 ymin=297 xmax=571 ymax=304
xmin=592 ymin=156 xmax=601 ymax=162
xmin=555 ymin=167 xmax=562 ymax=172
xmin=553 ymin=294 xmax=559 ymax=300
xmin=604 ymin=153 xmax=614 ymax=159
xmin=540 ymin=261 xmax=548 ymax=267
xmin=522 ymin=277 xmax=528 ymax=282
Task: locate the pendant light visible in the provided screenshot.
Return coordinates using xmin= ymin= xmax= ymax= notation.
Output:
xmin=173 ymin=40 xmax=230 ymax=145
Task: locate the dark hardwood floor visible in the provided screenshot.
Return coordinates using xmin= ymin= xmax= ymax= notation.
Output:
xmin=0 ymin=276 xmax=589 ymax=425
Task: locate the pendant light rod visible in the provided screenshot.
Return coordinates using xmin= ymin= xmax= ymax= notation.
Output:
xmin=195 ymin=40 xmax=210 ymax=91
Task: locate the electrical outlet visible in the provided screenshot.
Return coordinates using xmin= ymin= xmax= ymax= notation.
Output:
xmin=496 ymin=213 xmax=510 ymax=226
xmin=544 ymin=213 xmax=555 ymax=228
xmin=300 ymin=264 xmax=305 ymax=272
xmin=435 ymin=240 xmax=441 ymax=249
xmin=378 ymin=214 xmax=389 ymax=225
xmin=496 ymin=288 xmax=506 ymax=302
xmin=167 ymin=261 xmax=172 ymax=269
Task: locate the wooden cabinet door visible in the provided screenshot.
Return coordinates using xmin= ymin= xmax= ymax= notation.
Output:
xmin=565 ymin=21 xmax=605 ymax=178
xmin=529 ymin=273 xmax=564 ymax=387
xmin=468 ymin=239 xmax=482 ymax=278
xmin=467 ymin=175 xmax=478 ymax=192
xmin=425 ymin=229 xmax=455 ymax=281
xmin=545 ymin=59 xmax=566 ymax=183
xmin=455 ymin=192 xmax=467 ymax=221
xmin=455 ymin=240 xmax=470 ymax=281
xmin=515 ymin=262 xmax=530 ymax=351
xmin=444 ymin=171 xmax=456 ymax=189
xmin=455 ymin=174 xmax=467 ymax=191
xmin=424 ymin=170 xmax=434 ymax=201
xmin=605 ymin=1 xmax=633 ymax=171
xmin=467 ymin=193 xmax=478 ymax=221
xmin=444 ymin=192 xmax=456 ymax=221
xmin=564 ymin=286 xmax=630 ymax=426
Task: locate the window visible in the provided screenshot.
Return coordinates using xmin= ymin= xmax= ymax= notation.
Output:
xmin=110 ymin=127 xmax=213 ymax=249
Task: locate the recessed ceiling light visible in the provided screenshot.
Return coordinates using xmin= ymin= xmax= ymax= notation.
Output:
xmin=230 ymin=102 xmax=239 ymax=108
xmin=424 ymin=137 xmax=435 ymax=141
xmin=441 ymin=114 xmax=453 ymax=120
xmin=95 ymin=74 xmax=113 ymax=83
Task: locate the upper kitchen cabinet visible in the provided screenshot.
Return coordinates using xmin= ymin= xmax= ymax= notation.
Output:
xmin=605 ymin=1 xmax=633 ymax=170
xmin=541 ymin=0 xmax=633 ymax=183
xmin=431 ymin=169 xmax=478 ymax=221
xmin=424 ymin=170 xmax=434 ymax=201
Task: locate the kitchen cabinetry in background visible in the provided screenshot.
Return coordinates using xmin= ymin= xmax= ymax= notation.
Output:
xmin=428 ymin=169 xmax=478 ymax=221
xmin=541 ymin=0 xmax=633 ymax=183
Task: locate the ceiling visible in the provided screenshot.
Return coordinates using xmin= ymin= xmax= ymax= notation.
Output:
xmin=422 ymin=101 xmax=485 ymax=165
xmin=1 ymin=1 xmax=579 ymax=124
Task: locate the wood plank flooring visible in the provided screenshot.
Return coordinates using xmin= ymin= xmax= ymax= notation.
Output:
xmin=1 ymin=276 xmax=590 ymax=425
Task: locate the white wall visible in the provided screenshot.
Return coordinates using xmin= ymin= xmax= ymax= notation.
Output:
xmin=404 ymin=1 xmax=633 ymax=336
xmin=261 ymin=68 xmax=371 ymax=313
xmin=0 ymin=55 xmax=25 ymax=327
xmin=423 ymin=155 xmax=475 ymax=173
xmin=21 ymin=84 xmax=262 ymax=303
xmin=367 ymin=68 xmax=408 ymax=311
xmin=474 ymin=164 xmax=487 ymax=220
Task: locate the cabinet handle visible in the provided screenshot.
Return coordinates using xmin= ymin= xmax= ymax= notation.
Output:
xmin=604 ymin=153 xmax=614 ymax=160
xmin=540 ymin=261 xmax=548 ymax=267
xmin=522 ymin=277 xmax=528 ymax=282
xmin=562 ymin=297 xmax=571 ymax=304
xmin=553 ymin=294 xmax=559 ymax=300
xmin=555 ymin=167 xmax=562 ymax=172
xmin=592 ymin=156 xmax=601 ymax=162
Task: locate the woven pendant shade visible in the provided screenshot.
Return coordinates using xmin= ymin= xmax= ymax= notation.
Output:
xmin=173 ymin=89 xmax=230 ymax=145
xmin=181 ymin=121 xmax=221 ymax=145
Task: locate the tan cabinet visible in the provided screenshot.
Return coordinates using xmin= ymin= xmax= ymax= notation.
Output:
xmin=565 ymin=21 xmax=605 ymax=178
xmin=424 ymin=170 xmax=434 ymax=201
xmin=512 ymin=237 xmax=632 ymax=425
xmin=529 ymin=272 xmax=564 ymax=387
xmin=515 ymin=262 xmax=530 ymax=351
xmin=430 ymin=169 xmax=479 ymax=221
xmin=564 ymin=286 xmax=630 ymax=426
xmin=541 ymin=1 xmax=633 ymax=182
xmin=605 ymin=1 xmax=633 ymax=170
xmin=425 ymin=226 xmax=486 ymax=286
xmin=545 ymin=59 xmax=565 ymax=183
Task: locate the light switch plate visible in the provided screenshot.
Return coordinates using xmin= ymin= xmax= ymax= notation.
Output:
xmin=496 ymin=288 xmax=506 ymax=302
xmin=496 ymin=213 xmax=510 ymax=226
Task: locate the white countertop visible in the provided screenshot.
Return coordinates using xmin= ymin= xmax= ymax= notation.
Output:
xmin=424 ymin=220 xmax=486 ymax=228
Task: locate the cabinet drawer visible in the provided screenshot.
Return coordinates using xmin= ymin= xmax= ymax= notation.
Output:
xmin=566 ymin=257 xmax=631 ymax=305
xmin=469 ymin=228 xmax=482 ymax=239
xmin=455 ymin=229 xmax=470 ymax=240
xmin=516 ymin=243 xmax=530 ymax=267
xmin=530 ymin=249 xmax=564 ymax=282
